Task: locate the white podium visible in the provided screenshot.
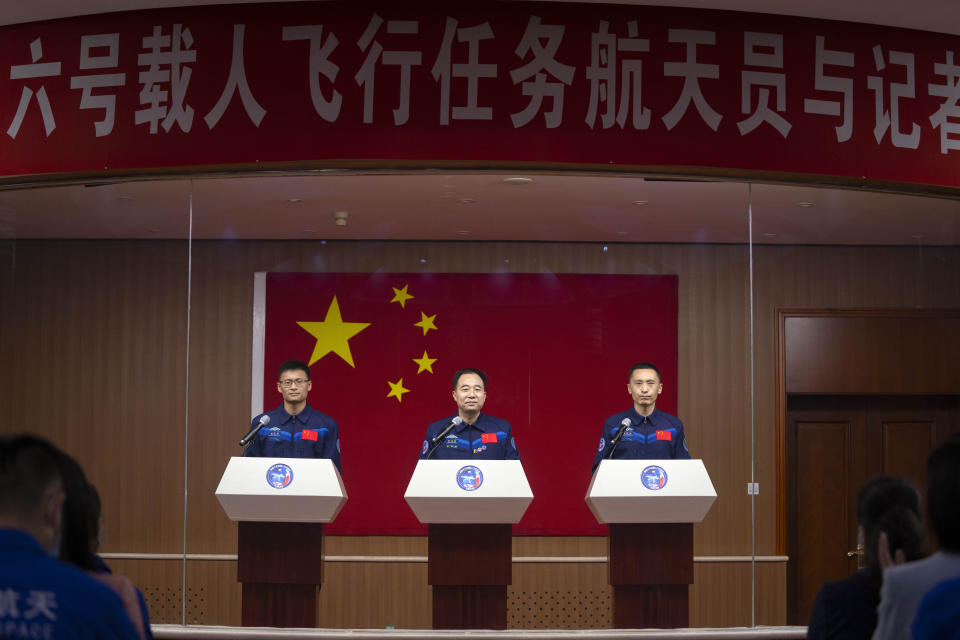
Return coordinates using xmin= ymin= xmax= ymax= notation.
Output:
xmin=586 ymin=458 xmax=717 ymax=629
xmin=404 ymin=459 xmax=533 ymax=523
xmin=404 ymin=459 xmax=533 ymax=630
xmin=586 ymin=458 xmax=716 ymax=523
xmin=215 ymin=456 xmax=347 ymax=628
xmin=215 ymin=456 xmax=347 ymax=522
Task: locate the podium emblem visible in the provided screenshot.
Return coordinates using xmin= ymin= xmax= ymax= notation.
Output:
xmin=266 ymin=463 xmax=294 ymax=489
xmin=640 ymin=465 xmax=667 ymax=490
xmin=456 ymin=465 xmax=484 ymax=491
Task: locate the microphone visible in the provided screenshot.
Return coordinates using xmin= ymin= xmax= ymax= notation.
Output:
xmin=605 ymin=418 xmax=632 ymax=459
xmin=431 ymin=416 xmax=463 ymax=444
xmin=239 ymin=414 xmax=271 ymax=447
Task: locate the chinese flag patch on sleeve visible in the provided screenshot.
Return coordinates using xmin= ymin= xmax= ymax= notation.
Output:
xmin=481 ymin=432 xmax=498 ymax=444
xmin=302 ymin=429 xmax=318 ymax=442
xmin=656 ymin=430 xmax=672 ymax=441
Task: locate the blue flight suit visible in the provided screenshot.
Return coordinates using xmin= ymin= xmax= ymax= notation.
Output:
xmin=420 ymin=413 xmax=520 ymax=460
xmin=90 ymin=555 xmax=153 ymax=640
xmin=0 ymin=528 xmax=139 ymax=640
xmin=592 ymin=407 xmax=690 ymax=471
xmin=243 ymin=403 xmax=342 ymax=472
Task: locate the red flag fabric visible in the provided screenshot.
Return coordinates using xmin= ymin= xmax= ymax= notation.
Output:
xmin=301 ymin=429 xmax=318 ymax=442
xmin=656 ymin=430 xmax=673 ymax=441
xmin=263 ymin=272 xmax=678 ymax=535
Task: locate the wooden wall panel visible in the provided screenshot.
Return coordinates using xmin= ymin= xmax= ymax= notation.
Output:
xmin=784 ymin=315 xmax=960 ymax=394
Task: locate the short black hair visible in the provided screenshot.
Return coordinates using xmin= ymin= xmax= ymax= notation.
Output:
xmin=927 ymin=434 xmax=960 ymax=552
xmin=628 ymin=362 xmax=661 ymax=382
xmin=452 ymin=368 xmax=487 ymax=390
xmin=0 ymin=434 xmax=63 ymax=519
xmin=277 ymin=360 xmax=310 ymax=381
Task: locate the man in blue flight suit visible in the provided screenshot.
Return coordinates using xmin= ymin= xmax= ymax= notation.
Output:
xmin=243 ymin=360 xmax=342 ymax=472
xmin=420 ymin=368 xmax=520 ymax=460
xmin=0 ymin=434 xmax=140 ymax=640
xmin=592 ymin=362 xmax=690 ymax=472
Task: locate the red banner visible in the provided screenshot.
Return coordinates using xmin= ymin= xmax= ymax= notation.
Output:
xmin=0 ymin=2 xmax=957 ymax=187
xmin=262 ymin=272 xmax=678 ymax=535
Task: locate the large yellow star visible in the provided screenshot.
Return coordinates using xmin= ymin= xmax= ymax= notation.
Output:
xmin=413 ymin=350 xmax=437 ymax=374
xmin=386 ymin=378 xmax=410 ymax=403
xmin=414 ymin=312 xmax=438 ymax=336
xmin=390 ymin=284 xmax=414 ymax=309
xmin=297 ymin=296 xmax=371 ymax=368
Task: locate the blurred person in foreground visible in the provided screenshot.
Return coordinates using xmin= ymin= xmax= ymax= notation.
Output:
xmin=872 ymin=434 xmax=960 ymax=640
xmin=806 ymin=475 xmax=927 ymax=639
xmin=0 ymin=433 xmax=139 ymax=640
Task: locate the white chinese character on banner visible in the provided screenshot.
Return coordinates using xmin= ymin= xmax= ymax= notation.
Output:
xmin=136 ymin=24 xmax=196 ymax=134
xmin=205 ymin=24 xmax=265 ymax=129
xmin=509 ymin=16 xmax=575 ymax=128
xmin=431 ymin=17 xmax=496 ymax=125
xmin=23 ymin=591 xmax=56 ymax=621
xmin=282 ymin=24 xmax=342 ymax=122
xmin=7 ymin=37 xmax=61 ymax=139
xmin=69 ymin=34 xmax=126 ymax=137
xmin=927 ymin=50 xmax=960 ymax=154
xmin=803 ymin=36 xmax=854 ymax=142
xmin=0 ymin=588 xmax=20 ymax=618
xmin=737 ymin=31 xmax=791 ymax=137
xmin=585 ymin=20 xmax=651 ymax=130
xmin=867 ymin=45 xmax=920 ymax=149
xmin=662 ymin=29 xmax=721 ymax=131
xmin=354 ymin=14 xmax=422 ymax=125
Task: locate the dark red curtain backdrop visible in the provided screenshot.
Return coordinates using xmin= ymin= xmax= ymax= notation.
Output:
xmin=263 ymin=272 xmax=678 ymax=534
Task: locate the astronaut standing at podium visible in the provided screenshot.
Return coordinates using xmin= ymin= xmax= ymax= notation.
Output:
xmin=420 ymin=368 xmax=520 ymax=460
xmin=243 ymin=360 xmax=342 ymax=472
xmin=592 ymin=361 xmax=690 ymax=471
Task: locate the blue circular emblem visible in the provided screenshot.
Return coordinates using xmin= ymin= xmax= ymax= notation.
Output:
xmin=640 ymin=465 xmax=668 ymax=490
xmin=456 ymin=465 xmax=483 ymax=491
xmin=598 ymin=437 xmax=606 ymax=452
xmin=266 ymin=463 xmax=294 ymax=489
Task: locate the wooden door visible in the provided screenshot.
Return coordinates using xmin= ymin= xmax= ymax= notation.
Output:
xmin=786 ymin=395 xmax=957 ymax=624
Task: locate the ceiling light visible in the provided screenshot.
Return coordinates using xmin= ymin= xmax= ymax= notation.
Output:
xmin=795 ymin=202 xmax=814 ymax=208
xmin=332 ymin=211 xmax=348 ymax=226
xmin=503 ymin=177 xmax=533 ymax=185
xmin=287 ymin=197 xmax=303 ymax=203
xmin=632 ymin=200 xmax=649 ymax=206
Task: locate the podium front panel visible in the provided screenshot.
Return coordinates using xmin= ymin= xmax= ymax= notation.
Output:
xmin=215 ymin=456 xmax=346 ymax=522
xmin=404 ymin=460 xmax=533 ymax=523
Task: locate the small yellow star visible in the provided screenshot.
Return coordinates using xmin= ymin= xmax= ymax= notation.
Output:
xmin=414 ymin=312 xmax=438 ymax=336
xmin=387 ymin=378 xmax=410 ymax=403
xmin=297 ymin=296 xmax=371 ymax=368
xmin=390 ymin=284 xmax=415 ymax=309
xmin=412 ymin=350 xmax=437 ymax=374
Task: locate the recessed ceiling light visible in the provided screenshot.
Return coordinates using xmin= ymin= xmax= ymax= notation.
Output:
xmin=632 ymin=200 xmax=649 ymax=206
xmin=287 ymin=197 xmax=303 ymax=203
xmin=796 ymin=202 xmax=814 ymax=208
xmin=503 ymin=177 xmax=533 ymax=185
xmin=458 ymin=198 xmax=475 ymax=204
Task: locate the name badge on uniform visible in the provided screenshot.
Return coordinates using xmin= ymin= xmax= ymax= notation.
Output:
xmin=481 ymin=432 xmax=498 ymax=444
xmin=656 ymin=430 xmax=672 ymax=441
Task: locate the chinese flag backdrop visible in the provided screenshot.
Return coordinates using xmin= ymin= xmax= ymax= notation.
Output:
xmin=263 ymin=272 xmax=678 ymax=535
